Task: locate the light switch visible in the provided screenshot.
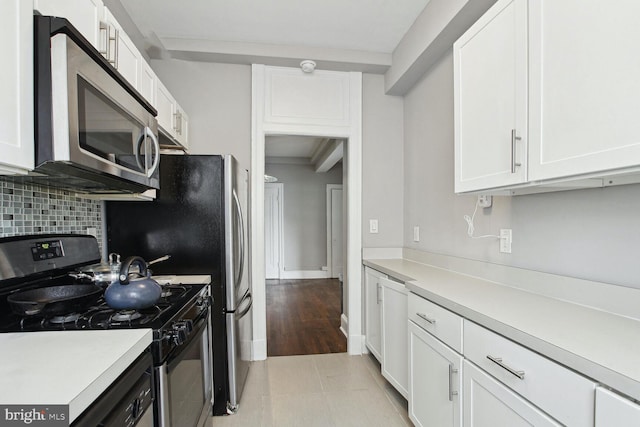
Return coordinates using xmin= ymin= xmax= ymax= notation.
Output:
xmin=413 ymin=226 xmax=420 ymax=242
xmin=369 ymin=219 xmax=379 ymax=234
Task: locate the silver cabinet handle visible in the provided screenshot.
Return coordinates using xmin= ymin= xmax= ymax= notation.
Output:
xmin=448 ymin=364 xmax=458 ymax=401
xmin=113 ymin=28 xmax=119 ymax=70
xmin=487 ymin=355 xmax=525 ymax=380
xmin=99 ymin=22 xmax=109 ymax=57
xmin=511 ymin=129 xmax=522 ymax=173
xmin=107 ymin=25 xmax=118 ymax=67
xmin=416 ymin=312 xmax=436 ymax=324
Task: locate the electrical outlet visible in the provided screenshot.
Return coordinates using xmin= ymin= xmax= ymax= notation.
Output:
xmin=413 ymin=226 xmax=420 ymax=242
xmin=369 ymin=219 xmax=379 ymax=234
xmin=86 ymin=227 xmax=97 ymax=237
xmin=478 ymin=195 xmax=492 ymax=208
xmin=500 ymin=229 xmax=512 ymax=253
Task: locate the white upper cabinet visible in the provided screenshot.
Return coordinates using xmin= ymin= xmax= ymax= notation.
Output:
xmin=33 ymin=0 xmax=104 ymax=51
xmin=156 ymin=79 xmax=189 ymax=150
xmin=455 ymin=0 xmax=640 ymax=193
xmin=528 ymin=1 xmax=640 ymax=181
xmin=139 ymin=60 xmax=156 ymax=108
xmin=0 ymin=0 xmax=34 ymax=174
xmin=102 ymin=8 xmax=140 ymax=90
xmin=454 ymin=0 xmax=528 ymax=193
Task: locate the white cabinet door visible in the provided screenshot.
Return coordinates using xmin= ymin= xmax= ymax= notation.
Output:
xmin=33 ymin=0 xmax=104 ymax=51
xmin=380 ymin=276 xmax=408 ymax=398
xmin=463 ymin=361 xmax=561 ymax=427
xmin=454 ymin=0 xmax=528 ymax=193
xmin=139 ymin=60 xmax=156 ymax=107
xmin=528 ymin=1 xmax=640 ymax=181
xmin=0 ymin=0 xmax=33 ymax=174
xmin=364 ymin=267 xmax=385 ymax=361
xmin=595 ymin=387 xmax=640 ymax=426
xmin=156 ymin=79 xmax=177 ymax=138
xmin=175 ymin=104 xmax=189 ymax=150
xmin=408 ymin=321 xmax=462 ymax=427
xmin=102 ymin=8 xmax=140 ymax=89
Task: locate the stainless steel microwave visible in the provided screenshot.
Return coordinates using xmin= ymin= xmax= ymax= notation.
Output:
xmin=33 ymin=15 xmax=159 ymax=194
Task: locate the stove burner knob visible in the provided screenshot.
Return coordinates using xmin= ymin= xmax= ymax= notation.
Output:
xmin=183 ymin=320 xmax=193 ymax=333
xmin=171 ymin=322 xmax=189 ymax=345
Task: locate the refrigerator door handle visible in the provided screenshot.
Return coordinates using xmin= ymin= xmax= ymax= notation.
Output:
xmin=233 ymin=189 xmax=245 ymax=288
xmin=235 ymin=292 xmax=252 ymax=319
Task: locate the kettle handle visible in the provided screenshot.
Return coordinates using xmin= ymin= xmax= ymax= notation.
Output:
xmin=119 ymin=256 xmax=149 ymax=284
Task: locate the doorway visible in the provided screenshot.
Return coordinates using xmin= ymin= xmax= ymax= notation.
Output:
xmin=264 ymin=136 xmax=345 ymax=356
xmin=251 ymin=64 xmax=362 ymax=360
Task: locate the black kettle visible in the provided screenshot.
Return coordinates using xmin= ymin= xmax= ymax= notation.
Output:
xmin=104 ymin=256 xmax=162 ymax=310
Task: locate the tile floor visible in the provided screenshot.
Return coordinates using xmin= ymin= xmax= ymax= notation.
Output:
xmin=208 ymin=352 xmax=411 ymax=426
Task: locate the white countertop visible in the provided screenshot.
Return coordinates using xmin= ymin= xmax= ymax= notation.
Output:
xmin=364 ymin=258 xmax=640 ymax=401
xmin=0 ymin=329 xmax=152 ymax=422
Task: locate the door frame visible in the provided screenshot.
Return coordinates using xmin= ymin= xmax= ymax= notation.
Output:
xmin=264 ymin=182 xmax=284 ymax=279
xmin=251 ymin=65 xmax=363 ymax=359
xmin=326 ymin=184 xmax=343 ymax=279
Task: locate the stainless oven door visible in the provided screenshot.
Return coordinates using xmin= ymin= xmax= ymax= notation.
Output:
xmin=156 ymin=314 xmax=212 ymax=427
xmin=50 ymin=33 xmax=159 ymax=188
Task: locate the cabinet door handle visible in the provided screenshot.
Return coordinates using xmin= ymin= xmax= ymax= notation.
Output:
xmin=376 ymin=283 xmax=381 ymax=304
xmin=113 ymin=28 xmax=119 ymax=70
xmin=487 ymin=355 xmax=525 ymax=380
xmin=448 ymin=364 xmax=458 ymax=401
xmin=416 ymin=312 xmax=436 ymax=324
xmin=511 ymin=129 xmax=522 ymax=173
xmin=99 ymin=22 xmax=109 ymax=57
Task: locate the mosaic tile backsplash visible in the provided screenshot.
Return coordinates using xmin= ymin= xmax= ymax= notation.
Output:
xmin=0 ymin=179 xmax=102 ymax=244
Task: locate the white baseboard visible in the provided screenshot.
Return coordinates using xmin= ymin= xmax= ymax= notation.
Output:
xmin=280 ymin=270 xmax=329 ymax=279
xmin=252 ymin=339 xmax=267 ymax=361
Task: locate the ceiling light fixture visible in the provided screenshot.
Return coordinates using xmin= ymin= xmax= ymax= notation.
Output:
xmin=300 ymin=60 xmax=316 ymax=73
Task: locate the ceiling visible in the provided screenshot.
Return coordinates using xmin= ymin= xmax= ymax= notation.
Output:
xmin=118 ymin=0 xmax=430 ymax=72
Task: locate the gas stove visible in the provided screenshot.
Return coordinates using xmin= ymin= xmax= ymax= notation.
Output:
xmin=0 ymin=234 xmax=210 ymax=365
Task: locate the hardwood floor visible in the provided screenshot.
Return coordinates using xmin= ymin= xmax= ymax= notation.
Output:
xmin=266 ymin=278 xmax=347 ymax=357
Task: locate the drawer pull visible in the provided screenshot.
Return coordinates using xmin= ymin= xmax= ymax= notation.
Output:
xmin=486 ymin=355 xmax=525 ymax=380
xmin=448 ymin=364 xmax=458 ymax=401
xmin=416 ymin=312 xmax=436 ymax=324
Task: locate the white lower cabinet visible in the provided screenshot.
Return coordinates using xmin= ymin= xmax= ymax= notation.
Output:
xmin=380 ymin=276 xmax=408 ymax=398
xmin=464 ymin=320 xmax=595 ymax=426
xmin=463 ymin=360 xmax=561 ymax=426
xmin=364 ymin=267 xmax=385 ymax=361
xmin=408 ymin=320 xmax=462 ymax=427
xmin=595 ymin=387 xmax=640 ymax=426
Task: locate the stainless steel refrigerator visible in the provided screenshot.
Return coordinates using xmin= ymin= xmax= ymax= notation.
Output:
xmin=105 ymin=154 xmax=252 ymax=416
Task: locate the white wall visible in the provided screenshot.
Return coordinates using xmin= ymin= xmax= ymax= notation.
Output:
xmin=362 ymin=74 xmax=404 ymax=248
xmin=265 ymin=162 xmax=343 ymax=271
xmin=403 ymin=50 xmax=640 ymax=290
xmin=150 ymin=59 xmax=252 ymax=171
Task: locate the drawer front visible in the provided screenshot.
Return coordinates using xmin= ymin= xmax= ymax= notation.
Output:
xmin=464 ymin=320 xmax=595 ymax=426
xmin=408 ymin=292 xmax=463 ymax=353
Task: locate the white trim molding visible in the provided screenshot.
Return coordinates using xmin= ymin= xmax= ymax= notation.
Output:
xmin=251 ymin=65 xmax=363 ymax=360
xmin=280 ymin=270 xmax=329 ymax=280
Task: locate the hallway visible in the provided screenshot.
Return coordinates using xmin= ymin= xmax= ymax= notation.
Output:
xmin=266 ymin=278 xmax=346 ymax=356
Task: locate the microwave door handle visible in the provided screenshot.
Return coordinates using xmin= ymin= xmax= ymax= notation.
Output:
xmin=146 ymin=127 xmax=160 ymax=178
xmin=134 ymin=129 xmax=146 ymax=172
